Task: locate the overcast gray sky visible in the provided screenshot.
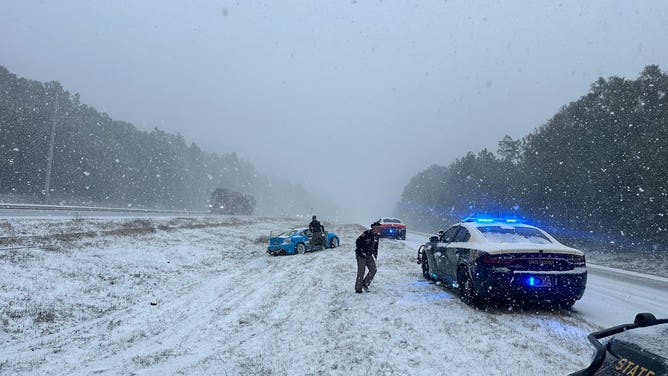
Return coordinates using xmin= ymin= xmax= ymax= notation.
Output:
xmin=2 ymin=1 xmax=668 ymax=222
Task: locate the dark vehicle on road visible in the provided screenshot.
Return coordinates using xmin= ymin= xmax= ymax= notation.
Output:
xmin=569 ymin=313 xmax=667 ymax=376
xmin=208 ymin=188 xmax=256 ymax=215
xmin=417 ymin=218 xmax=587 ymax=307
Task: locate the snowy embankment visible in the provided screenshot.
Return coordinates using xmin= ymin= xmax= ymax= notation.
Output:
xmin=1 ymin=215 xmax=607 ymax=375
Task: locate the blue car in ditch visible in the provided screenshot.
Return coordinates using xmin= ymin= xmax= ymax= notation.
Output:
xmin=267 ymin=228 xmax=340 ymax=255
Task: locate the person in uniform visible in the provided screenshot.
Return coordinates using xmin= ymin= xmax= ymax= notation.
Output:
xmin=308 ymin=215 xmax=325 ymax=251
xmin=354 ymin=221 xmax=381 ymax=293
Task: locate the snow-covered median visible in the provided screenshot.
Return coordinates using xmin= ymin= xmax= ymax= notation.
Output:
xmin=1 ymin=216 xmax=598 ymax=375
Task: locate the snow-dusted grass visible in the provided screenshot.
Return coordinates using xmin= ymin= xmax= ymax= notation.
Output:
xmin=1 ymin=216 xmax=603 ymax=375
xmin=556 ymin=233 xmax=667 ymax=279
xmin=582 ymin=247 xmax=667 ymax=278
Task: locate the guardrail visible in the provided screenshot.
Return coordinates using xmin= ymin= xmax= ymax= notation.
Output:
xmin=0 ymin=202 xmax=206 ymax=215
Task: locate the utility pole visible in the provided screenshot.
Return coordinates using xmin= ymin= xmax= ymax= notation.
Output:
xmin=43 ymin=90 xmax=59 ymax=204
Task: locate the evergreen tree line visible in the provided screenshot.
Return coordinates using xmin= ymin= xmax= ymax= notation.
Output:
xmin=0 ymin=65 xmax=315 ymax=214
xmin=397 ymin=65 xmax=667 ymax=247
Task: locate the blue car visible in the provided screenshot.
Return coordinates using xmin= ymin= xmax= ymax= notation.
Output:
xmin=267 ymin=228 xmax=340 ymax=255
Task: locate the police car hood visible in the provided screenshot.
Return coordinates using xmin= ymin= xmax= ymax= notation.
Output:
xmin=443 ymin=241 xmax=584 ymax=256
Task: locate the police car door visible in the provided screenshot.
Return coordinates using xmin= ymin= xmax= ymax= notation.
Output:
xmin=435 ymin=226 xmax=461 ymax=277
xmin=446 ymin=226 xmax=471 ymax=277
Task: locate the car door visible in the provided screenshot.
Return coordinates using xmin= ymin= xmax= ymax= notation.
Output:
xmin=445 ymin=227 xmax=471 ymax=277
xmin=433 ymin=226 xmax=461 ymax=276
xmin=301 ymin=229 xmax=312 ymax=249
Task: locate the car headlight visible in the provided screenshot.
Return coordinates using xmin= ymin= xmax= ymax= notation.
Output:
xmin=282 ymin=238 xmax=292 ymax=245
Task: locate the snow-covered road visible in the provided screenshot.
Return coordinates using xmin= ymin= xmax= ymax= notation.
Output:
xmin=1 ymin=216 xmax=665 ymax=375
xmin=574 ymin=265 xmax=668 ymax=328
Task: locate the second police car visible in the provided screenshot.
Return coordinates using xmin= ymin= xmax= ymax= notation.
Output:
xmin=417 ymin=218 xmax=587 ymax=307
xmin=377 ymin=217 xmax=407 ymax=240
xmin=569 ymin=313 xmax=667 ymax=375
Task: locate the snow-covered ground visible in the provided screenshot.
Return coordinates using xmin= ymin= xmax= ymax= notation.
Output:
xmin=0 ymin=215 xmax=665 ymax=375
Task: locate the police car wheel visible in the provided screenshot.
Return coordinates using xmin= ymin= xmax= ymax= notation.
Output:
xmin=295 ymin=243 xmax=306 ymax=255
xmin=420 ymin=250 xmax=431 ymax=280
xmin=330 ymin=237 xmax=339 ymax=248
xmin=558 ymin=299 xmax=575 ymax=309
xmin=458 ymin=269 xmax=479 ymax=306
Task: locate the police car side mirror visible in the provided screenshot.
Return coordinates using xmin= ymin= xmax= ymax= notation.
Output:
xmin=429 ymin=236 xmax=439 ymax=242
xmin=633 ymin=312 xmax=658 ymax=326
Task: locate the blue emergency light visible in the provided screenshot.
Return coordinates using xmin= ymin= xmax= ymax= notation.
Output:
xmin=463 ymin=217 xmax=523 ymax=224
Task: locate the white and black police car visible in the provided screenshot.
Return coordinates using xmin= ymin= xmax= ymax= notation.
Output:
xmin=417 ymin=218 xmax=587 ymax=307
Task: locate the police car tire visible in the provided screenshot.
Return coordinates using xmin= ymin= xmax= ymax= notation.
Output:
xmin=420 ymin=250 xmax=431 ymax=280
xmin=458 ymin=269 xmax=479 ymax=306
xmin=558 ymin=299 xmax=576 ymax=309
xmin=295 ymin=243 xmax=306 ymax=255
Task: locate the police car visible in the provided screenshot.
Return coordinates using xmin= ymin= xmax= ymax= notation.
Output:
xmin=377 ymin=217 xmax=407 ymax=240
xmin=569 ymin=313 xmax=667 ymax=375
xmin=417 ymin=218 xmax=587 ymax=307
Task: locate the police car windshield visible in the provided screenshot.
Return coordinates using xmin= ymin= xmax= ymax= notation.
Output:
xmin=382 ymin=218 xmax=401 ymax=223
xmin=477 ymin=225 xmax=552 ymax=244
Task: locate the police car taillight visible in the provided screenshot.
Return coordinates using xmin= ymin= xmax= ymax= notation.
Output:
xmin=479 ymin=254 xmax=514 ymax=265
xmin=571 ymin=254 xmax=586 ymax=267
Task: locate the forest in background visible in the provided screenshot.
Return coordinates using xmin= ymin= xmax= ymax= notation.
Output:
xmin=2 ymin=63 xmax=666 ymax=246
xmin=0 ymin=65 xmax=322 ymax=216
xmin=397 ymin=65 xmax=667 ymax=248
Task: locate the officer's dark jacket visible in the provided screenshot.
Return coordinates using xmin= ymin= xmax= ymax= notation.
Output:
xmin=355 ymin=229 xmax=379 ymax=258
xmin=309 ymin=220 xmax=323 ymax=233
